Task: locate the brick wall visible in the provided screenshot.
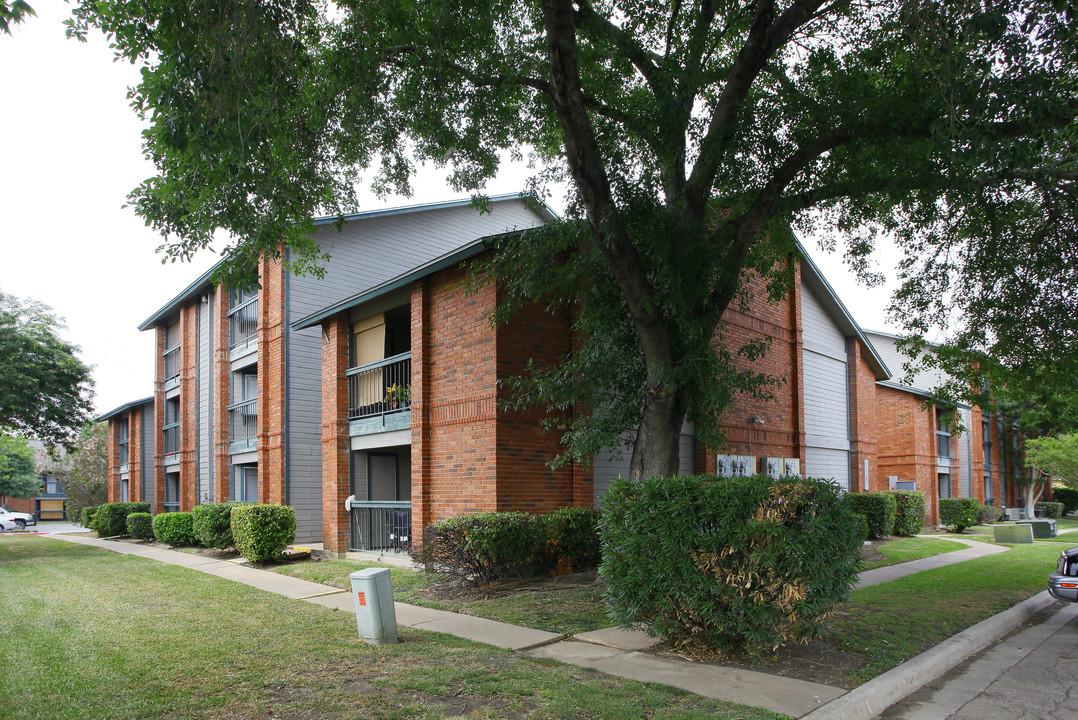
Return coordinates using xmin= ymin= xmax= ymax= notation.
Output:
xmin=321 ymin=314 xmax=351 ymax=555
xmin=849 ymin=340 xmax=879 ymax=492
xmin=258 ymin=255 xmax=287 ymax=505
xmin=876 ymin=385 xmax=942 ymax=524
xmin=179 ymin=302 xmax=199 ymax=511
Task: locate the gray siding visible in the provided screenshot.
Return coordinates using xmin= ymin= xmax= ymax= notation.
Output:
xmin=141 ymin=402 xmax=155 ymax=506
xmin=801 ymin=282 xmax=850 ymax=490
xmin=285 ymin=199 xmax=548 ymax=543
xmin=958 ymin=407 xmax=972 ymax=497
xmin=198 ymin=292 xmax=215 ymax=503
xmin=865 ymin=331 xmax=948 ymax=393
xmin=592 ymin=424 xmax=696 ymax=505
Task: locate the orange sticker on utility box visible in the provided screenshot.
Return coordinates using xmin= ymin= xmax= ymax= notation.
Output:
xmin=357 ymin=591 xmax=367 ymax=607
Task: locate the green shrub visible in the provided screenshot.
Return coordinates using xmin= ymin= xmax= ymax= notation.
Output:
xmin=192 ymin=502 xmax=247 ymax=548
xmin=939 ymin=497 xmax=982 ymax=532
xmin=80 ymin=505 xmax=98 ymax=528
xmin=889 ymin=491 xmax=926 ymax=536
xmin=231 ymin=504 xmax=296 ymax=563
xmin=153 ymin=512 xmax=197 ymax=546
xmin=1051 ymin=487 xmax=1078 ymax=516
xmin=1036 ymin=501 xmax=1065 ymax=519
xmin=541 ymin=507 xmax=601 ymax=574
xmin=852 ymin=513 xmax=869 ymax=542
xmin=600 ymin=474 xmax=862 ymax=658
xmin=92 ymin=502 xmax=152 ymax=537
xmin=843 ymin=492 xmax=897 ymax=538
xmin=126 ymin=512 xmax=154 ymax=540
xmin=414 ymin=512 xmax=545 ymax=584
xmin=977 ymin=504 xmax=1002 ymax=524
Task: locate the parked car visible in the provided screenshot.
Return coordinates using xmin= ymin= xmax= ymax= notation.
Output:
xmin=0 ymin=515 xmax=14 ymax=532
xmin=1047 ymin=545 xmax=1078 ymax=602
xmin=0 ymin=507 xmax=36 ymax=530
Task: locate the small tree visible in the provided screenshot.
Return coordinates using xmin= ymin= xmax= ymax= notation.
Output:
xmin=59 ymin=422 xmax=108 ymax=522
xmin=0 ymin=432 xmax=39 ymax=506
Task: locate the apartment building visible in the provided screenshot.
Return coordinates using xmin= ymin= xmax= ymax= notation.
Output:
xmin=100 ymin=396 xmax=155 ymax=506
xmin=118 ymin=195 xmax=550 ymax=542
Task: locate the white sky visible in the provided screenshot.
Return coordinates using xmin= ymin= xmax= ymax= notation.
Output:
xmin=0 ymin=3 xmax=900 ymax=417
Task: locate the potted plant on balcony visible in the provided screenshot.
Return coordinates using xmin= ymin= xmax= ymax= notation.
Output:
xmin=384 ymin=384 xmax=412 ymax=410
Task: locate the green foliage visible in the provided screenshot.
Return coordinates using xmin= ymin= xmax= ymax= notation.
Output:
xmin=889 ymin=491 xmax=926 ymax=537
xmin=0 ymin=432 xmax=39 ymax=501
xmin=600 ymin=474 xmax=862 ymax=657
xmin=939 ymin=498 xmax=982 ymax=532
xmin=540 ymin=507 xmax=601 ymax=575
xmin=415 ymin=512 xmax=546 ymax=584
xmin=192 ymin=502 xmax=247 ymax=549
xmin=59 ymin=422 xmax=108 ymax=522
xmin=977 ymin=505 xmax=1002 ymax=524
xmin=1035 ymin=501 xmax=1064 ymax=520
xmin=230 ymin=504 xmax=296 ymax=563
xmin=67 ymin=1 xmax=1078 ymax=479
xmin=92 ymin=502 xmax=151 ymax=537
xmin=0 ymin=291 xmax=93 ymax=448
xmin=1026 ymin=434 xmax=1078 ymax=488
xmin=1052 ymin=487 xmax=1078 ymax=515
xmin=126 ymin=512 xmax=154 ymax=540
xmin=152 ymin=512 xmax=196 ymax=546
xmin=0 ymin=1 xmax=35 ymax=35
xmin=844 ymin=492 xmax=897 ymax=539
xmin=79 ymin=505 xmax=97 ymax=528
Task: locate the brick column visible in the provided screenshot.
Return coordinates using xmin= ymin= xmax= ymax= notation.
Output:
xmin=129 ymin=409 xmax=142 ymax=502
xmin=321 ymin=314 xmax=351 ymax=557
xmin=258 ymin=256 xmax=287 ymax=505
xmin=411 ymin=279 xmax=432 ymax=543
xmin=106 ymin=418 xmax=119 ymax=503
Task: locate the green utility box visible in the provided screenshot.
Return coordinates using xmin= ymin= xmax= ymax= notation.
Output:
xmin=1016 ymin=519 xmax=1058 ymax=538
xmin=993 ymin=524 xmax=1035 ymax=544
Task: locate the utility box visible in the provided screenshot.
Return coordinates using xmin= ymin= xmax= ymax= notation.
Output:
xmin=1017 ymin=519 xmax=1058 ymax=539
xmin=349 ymin=568 xmax=398 ymax=645
xmin=993 ymin=524 xmax=1035 ymax=544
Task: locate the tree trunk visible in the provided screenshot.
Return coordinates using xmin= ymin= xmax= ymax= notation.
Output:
xmin=628 ymin=386 xmax=685 ymax=480
xmin=1024 ymin=469 xmax=1045 ymax=518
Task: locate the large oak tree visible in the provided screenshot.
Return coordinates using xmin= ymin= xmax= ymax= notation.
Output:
xmin=69 ymin=1 xmax=1077 ymax=478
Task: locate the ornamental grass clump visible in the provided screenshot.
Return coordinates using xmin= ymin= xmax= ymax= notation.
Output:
xmin=600 ymin=474 xmax=862 ymax=659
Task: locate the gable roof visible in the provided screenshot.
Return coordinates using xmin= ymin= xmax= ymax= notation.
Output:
xmin=97 ymin=396 xmax=154 ymax=422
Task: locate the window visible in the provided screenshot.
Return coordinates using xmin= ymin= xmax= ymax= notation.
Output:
xmin=120 ymin=478 xmax=129 ymax=503
xmin=43 ymin=476 xmax=62 ymax=495
xmin=164 ymin=472 xmax=180 ymax=511
xmin=233 ymin=464 xmax=258 ymax=502
xmin=983 ymin=417 xmax=994 ymax=504
xmin=163 ymin=397 xmax=180 ymax=456
xmin=936 ymin=409 xmax=952 ymax=459
xmin=118 ymin=418 xmax=130 ymax=467
xmin=163 ymin=320 xmax=181 ymax=381
xmin=228 ymin=286 xmax=259 ymax=349
xmin=938 ymin=473 xmax=952 ymax=499
xmin=229 ymin=371 xmax=258 ymax=445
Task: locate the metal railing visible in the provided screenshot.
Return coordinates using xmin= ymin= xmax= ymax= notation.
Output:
xmin=163 ymin=345 xmax=181 ymax=381
xmin=230 ymin=398 xmax=258 ymax=444
xmin=349 ymin=501 xmax=412 ymax=554
xmin=347 ymin=352 xmax=411 ymax=420
xmin=118 ymin=442 xmax=129 ymax=468
xmin=229 ymin=298 xmax=258 ymax=349
xmin=163 ymin=426 xmax=179 ymax=456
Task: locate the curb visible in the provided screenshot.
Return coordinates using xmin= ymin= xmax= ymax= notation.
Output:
xmin=800 ymin=590 xmax=1057 ymax=720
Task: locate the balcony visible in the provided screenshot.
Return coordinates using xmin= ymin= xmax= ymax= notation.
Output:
xmin=348 ymin=501 xmax=412 ymax=554
xmin=229 ymin=297 xmax=258 ymax=360
xmin=347 ymin=352 xmax=411 ymax=436
xmin=229 ymin=398 xmax=258 ymax=454
xmin=163 ymin=345 xmax=181 ymax=391
xmin=163 ymin=426 xmax=180 ymax=465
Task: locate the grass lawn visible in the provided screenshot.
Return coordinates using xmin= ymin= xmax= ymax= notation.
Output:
xmin=832 ymin=540 xmax=1061 ymax=683
xmin=275 ymin=558 xmax=612 ymax=635
xmin=860 ymin=537 xmax=966 ymax=570
xmin=2 ymin=536 xmax=790 ymax=720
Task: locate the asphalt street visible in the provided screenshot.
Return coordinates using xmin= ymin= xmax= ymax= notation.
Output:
xmin=880 ymin=601 xmax=1078 ymax=720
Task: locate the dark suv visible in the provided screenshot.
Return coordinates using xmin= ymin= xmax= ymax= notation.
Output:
xmin=1048 ymin=546 xmax=1078 ymax=602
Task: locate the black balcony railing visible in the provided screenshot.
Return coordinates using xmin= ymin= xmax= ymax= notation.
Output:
xmin=163 ymin=345 xmax=181 ymax=381
xmin=347 ymin=352 xmax=411 ymax=420
xmin=230 ymin=298 xmax=258 ymax=349
xmin=348 ymin=501 xmax=412 ymax=554
xmin=229 ymin=398 xmax=258 ymax=446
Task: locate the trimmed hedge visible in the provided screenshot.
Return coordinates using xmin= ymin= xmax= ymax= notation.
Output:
xmin=889 ymin=490 xmax=926 ymax=536
xmin=600 ymin=474 xmax=862 ymax=657
xmin=415 ymin=512 xmax=544 ymax=583
xmin=126 ymin=512 xmax=154 ymax=540
xmin=542 ymin=507 xmax=601 ymax=575
xmin=231 ymin=504 xmax=296 ymax=563
xmin=844 ymin=492 xmax=897 ymax=538
xmin=192 ymin=502 xmax=247 ymax=548
xmin=92 ymin=502 xmax=152 ymax=537
xmin=1052 ymin=487 xmax=1078 ymax=516
xmin=153 ymin=512 xmax=197 ymax=546
xmin=80 ymin=506 xmax=98 ymax=528
xmin=939 ymin=497 xmax=982 ymax=532
xmin=1036 ymin=501 xmax=1065 ymax=519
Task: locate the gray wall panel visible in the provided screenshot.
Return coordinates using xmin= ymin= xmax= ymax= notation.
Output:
xmin=801 ymin=282 xmax=850 ymax=490
xmin=141 ymin=403 xmax=155 ymax=506
xmin=198 ymin=292 xmax=214 ymax=503
xmin=593 ymin=423 xmax=695 ymax=506
xmin=805 ymin=447 xmax=850 ymax=490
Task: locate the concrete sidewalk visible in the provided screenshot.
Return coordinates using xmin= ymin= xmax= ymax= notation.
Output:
xmin=46 ymin=532 xmax=1037 ymax=720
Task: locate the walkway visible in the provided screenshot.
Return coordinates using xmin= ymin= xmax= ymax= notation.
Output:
xmin=45 ymin=532 xmax=1025 ymax=719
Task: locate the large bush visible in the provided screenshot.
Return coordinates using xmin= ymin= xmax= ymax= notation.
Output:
xmin=414 ymin=512 xmax=545 ymax=583
xmin=92 ymin=502 xmax=152 ymax=537
xmin=1052 ymin=487 xmax=1078 ymax=516
xmin=844 ymin=492 xmax=897 ymax=538
xmin=231 ymin=504 xmax=296 ymax=563
xmin=541 ymin=507 xmax=601 ymax=575
xmin=600 ymin=474 xmax=862 ymax=658
xmin=80 ymin=505 xmax=98 ymax=528
xmin=192 ymin=502 xmax=247 ymax=548
xmin=889 ymin=491 xmax=926 ymax=536
xmin=1036 ymin=501 xmax=1065 ymax=519
xmin=939 ymin=497 xmax=982 ymax=532
xmin=153 ymin=512 xmax=197 ymax=546
xmin=126 ymin=512 xmax=154 ymax=540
